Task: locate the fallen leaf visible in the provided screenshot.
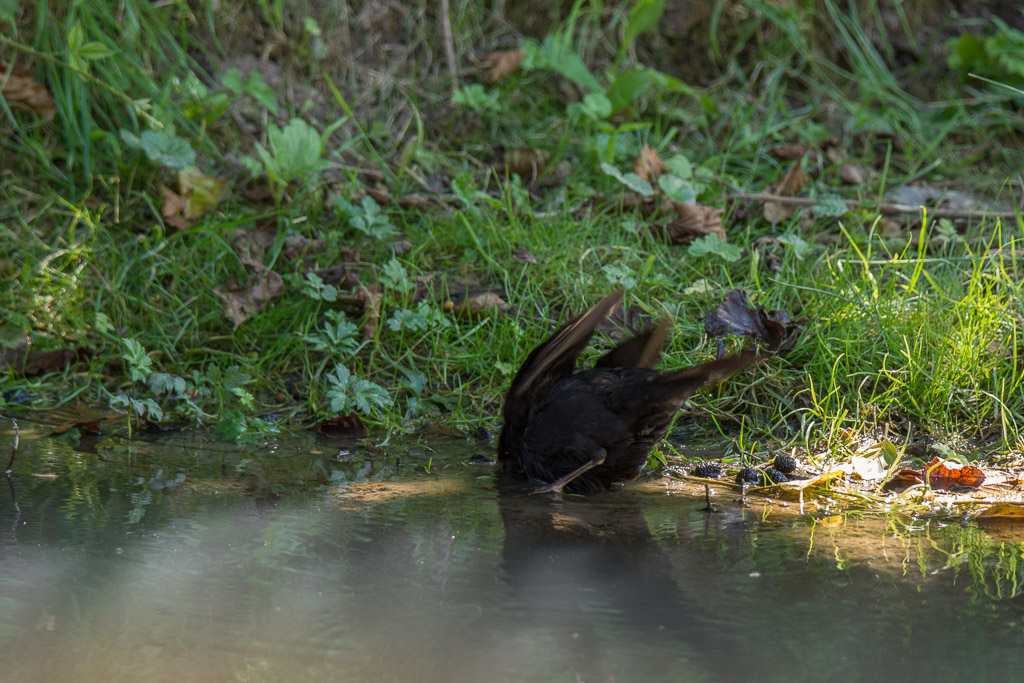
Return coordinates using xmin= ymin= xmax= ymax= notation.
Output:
xmin=512 ymin=244 xmax=538 ymax=264
xmin=0 ymin=62 xmax=56 ymax=119
xmin=313 ymin=263 xmax=360 ymax=290
xmin=775 ymin=163 xmax=809 ymax=196
xmin=883 ymin=456 xmax=986 ymax=492
xmin=763 ymin=163 xmax=810 ymax=224
xmin=243 ymin=184 xmax=274 ymax=202
xmin=704 ymin=289 xmax=795 ymax=352
xmin=231 ymin=219 xmax=278 ymax=260
xmin=357 ymin=284 xmax=383 ymax=340
xmin=769 ymin=143 xmax=814 ymax=161
xmin=482 ymin=49 xmax=525 ymax=82
xmin=213 ymin=262 xmax=284 ymax=329
xmin=976 ymin=503 xmax=1024 ymax=525
xmin=501 ymin=147 xmax=549 ymax=180
xmin=160 ymin=186 xmax=191 ymax=230
xmin=283 ymin=234 xmax=326 ymax=261
xmin=317 ymin=413 xmax=368 ymax=439
xmin=652 ymin=203 xmax=726 ymax=242
xmin=444 ymin=291 xmax=508 ymax=318
xmin=633 ymin=145 xmax=667 ymax=183
xmin=365 ymin=187 xmax=429 ymax=209
xmin=0 ymin=347 xmax=93 ymax=376
xmin=751 ymin=236 xmax=783 ymax=272
xmin=46 ymin=402 xmax=110 ymax=436
xmin=838 ymin=163 xmax=864 ymax=185
xmin=178 ymin=167 xmax=228 ymax=219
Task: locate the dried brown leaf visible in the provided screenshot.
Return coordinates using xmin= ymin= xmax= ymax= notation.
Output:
xmin=769 ymin=143 xmax=813 ymax=161
xmin=763 ymin=164 xmax=810 ymax=224
xmin=751 ymin=236 xmax=783 ymax=272
xmin=161 ymin=186 xmax=191 ymax=230
xmin=365 ymin=187 xmax=429 ymax=209
xmin=231 ymin=219 xmax=277 ymax=261
xmin=445 ymin=291 xmax=508 ymax=318
xmin=357 ymin=284 xmax=383 ymax=340
xmin=282 ymin=234 xmax=326 ymax=261
xmin=313 ymin=264 xmax=360 ymax=290
xmin=213 ymin=265 xmax=284 ymax=329
xmin=0 ymin=62 xmax=56 ymax=119
xmin=633 ymin=145 xmax=667 ymax=183
xmin=482 ymin=49 xmax=525 ymax=83
xmin=512 ymin=244 xmax=538 ymax=264
xmin=652 ymin=203 xmax=725 ymax=242
xmin=838 ymin=163 xmax=864 ymax=186
xmin=775 ymin=164 xmax=809 ymax=197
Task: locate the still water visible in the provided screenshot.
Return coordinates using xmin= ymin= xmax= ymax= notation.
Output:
xmin=1 ymin=422 xmax=1023 ymax=682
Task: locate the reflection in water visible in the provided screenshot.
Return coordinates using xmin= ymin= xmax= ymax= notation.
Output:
xmin=0 ymin=427 xmax=1023 ymax=681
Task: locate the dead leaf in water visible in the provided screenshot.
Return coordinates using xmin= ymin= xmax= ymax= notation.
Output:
xmin=0 ymin=347 xmax=93 ymax=376
xmin=1 ymin=62 xmax=55 ymax=119
xmin=317 ymin=413 xmax=368 ymax=439
xmin=976 ymin=503 xmax=1024 ymax=525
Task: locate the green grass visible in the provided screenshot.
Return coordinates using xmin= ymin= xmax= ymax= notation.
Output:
xmin=2 ymin=1 xmax=1022 ymax=462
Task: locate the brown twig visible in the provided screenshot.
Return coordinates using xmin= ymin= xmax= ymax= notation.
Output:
xmin=439 ymin=0 xmax=458 ymax=98
xmin=726 ymin=192 xmax=1020 ymax=220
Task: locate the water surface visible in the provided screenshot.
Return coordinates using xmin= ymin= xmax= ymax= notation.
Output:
xmin=1 ymin=422 xmax=1022 ymax=682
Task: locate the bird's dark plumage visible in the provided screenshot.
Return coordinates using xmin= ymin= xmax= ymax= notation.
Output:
xmin=498 ymin=292 xmax=762 ymax=493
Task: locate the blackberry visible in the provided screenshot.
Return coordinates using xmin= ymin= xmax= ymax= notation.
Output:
xmin=692 ymin=462 xmax=723 ymax=479
xmin=773 ymin=454 xmax=798 ymax=474
xmin=763 ymin=468 xmax=789 ymax=484
xmin=736 ymin=467 xmax=761 ymax=485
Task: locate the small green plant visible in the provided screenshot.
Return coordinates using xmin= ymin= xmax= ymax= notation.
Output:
xmin=324 ymin=364 xmax=393 ymax=416
xmin=305 ymin=310 xmax=361 ymax=354
xmin=110 ymin=339 xmax=164 ymax=423
xmin=333 ymin=196 xmax=399 ymax=240
xmin=947 ymin=19 xmax=1024 ymax=90
xmin=379 ymin=258 xmax=416 ymax=296
xmin=386 ymin=302 xmax=451 ymax=333
xmin=687 ymin=234 xmax=742 ymax=262
xmin=244 ymin=117 xmax=336 ymax=205
xmin=299 ymin=271 xmax=340 ymax=302
xmin=120 ymin=129 xmax=196 ymax=169
xmin=451 ymin=84 xmax=501 ymax=112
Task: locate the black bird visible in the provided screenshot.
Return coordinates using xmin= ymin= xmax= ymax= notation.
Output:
xmin=498 ymin=292 xmax=763 ymax=494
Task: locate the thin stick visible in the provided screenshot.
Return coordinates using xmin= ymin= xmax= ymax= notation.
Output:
xmin=439 ymin=0 xmax=458 ymax=98
xmin=5 ymin=419 xmax=18 ymax=476
xmin=726 ymin=192 xmax=1020 ymax=220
